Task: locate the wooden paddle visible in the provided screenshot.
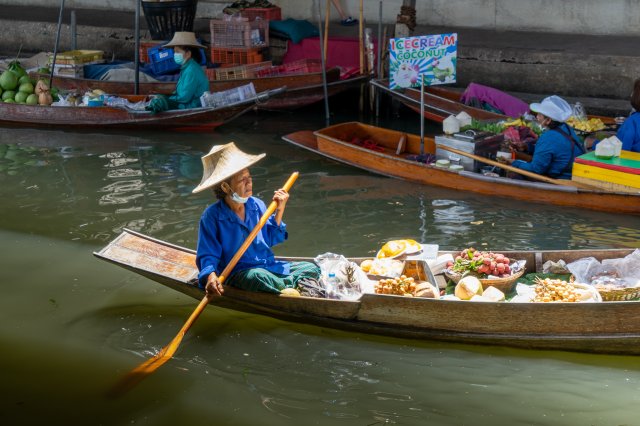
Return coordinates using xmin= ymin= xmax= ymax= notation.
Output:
xmin=436 ymin=145 xmax=598 ymax=190
xmin=109 ymin=172 xmax=299 ymax=395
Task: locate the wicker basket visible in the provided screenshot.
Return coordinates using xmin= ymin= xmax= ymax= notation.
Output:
xmin=444 ymin=269 xmax=525 ymax=294
xmin=595 ymin=286 xmax=640 ymax=301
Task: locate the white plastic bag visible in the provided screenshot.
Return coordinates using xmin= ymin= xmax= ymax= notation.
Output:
xmin=314 ymin=253 xmax=372 ymax=300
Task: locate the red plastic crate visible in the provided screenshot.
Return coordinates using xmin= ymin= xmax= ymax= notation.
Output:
xmin=255 ymin=59 xmax=324 ymax=77
xmin=210 ymin=47 xmax=264 ymax=65
xmin=240 ymin=6 xmax=281 ymax=21
xmin=209 ymin=18 xmax=269 ymax=48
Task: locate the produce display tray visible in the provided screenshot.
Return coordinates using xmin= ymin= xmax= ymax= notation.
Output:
xmin=50 ymin=50 xmax=104 ymax=65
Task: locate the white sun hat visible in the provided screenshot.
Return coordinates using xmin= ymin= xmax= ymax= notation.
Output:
xmin=192 ymin=142 xmax=265 ymax=194
xmin=529 ymin=95 xmax=573 ymax=122
xmin=164 ymin=31 xmax=205 ymax=49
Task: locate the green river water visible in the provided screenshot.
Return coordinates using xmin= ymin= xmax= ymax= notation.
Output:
xmin=1 ymin=98 xmax=639 ymax=426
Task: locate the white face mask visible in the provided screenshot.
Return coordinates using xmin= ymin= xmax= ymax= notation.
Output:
xmin=222 ymin=182 xmax=249 ymax=204
xmin=230 ymin=192 xmax=248 ymax=204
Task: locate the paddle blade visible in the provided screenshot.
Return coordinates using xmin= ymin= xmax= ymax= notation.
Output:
xmin=107 ymin=296 xmax=210 ymax=397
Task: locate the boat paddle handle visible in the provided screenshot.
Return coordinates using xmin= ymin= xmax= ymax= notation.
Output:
xmin=437 ymin=145 xmax=597 ymax=190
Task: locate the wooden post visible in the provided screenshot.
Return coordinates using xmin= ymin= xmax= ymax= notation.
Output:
xmin=323 ymin=0 xmax=330 ymax=61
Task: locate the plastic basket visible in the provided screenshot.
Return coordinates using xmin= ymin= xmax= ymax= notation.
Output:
xmin=209 ymin=19 xmax=269 ymax=48
xmin=148 ymin=44 xmax=207 ymax=75
xmin=139 ymin=40 xmax=164 ymax=63
xmin=142 ymin=0 xmax=198 ymax=41
xmin=147 ymin=45 xmax=207 ymax=75
xmin=49 ymin=50 xmax=104 ymax=66
xmin=200 ymin=83 xmax=257 ymax=108
xmin=208 ymin=61 xmax=272 ymax=80
xmin=210 ymin=47 xmax=264 ymax=65
xmin=240 ymin=6 xmax=281 ymax=21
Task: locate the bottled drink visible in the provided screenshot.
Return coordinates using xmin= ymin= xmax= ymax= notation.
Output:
xmin=326 ymin=272 xmax=339 ymax=299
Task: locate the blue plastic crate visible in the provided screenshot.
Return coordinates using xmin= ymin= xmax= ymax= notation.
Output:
xmin=148 ymin=44 xmax=207 ymax=75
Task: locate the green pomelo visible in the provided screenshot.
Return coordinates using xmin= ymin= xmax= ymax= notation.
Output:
xmin=0 ymin=70 xmax=18 ymax=91
xmin=26 ymin=94 xmax=38 ymax=105
xmin=14 ymin=91 xmax=28 ymax=103
xmin=18 ymin=82 xmax=34 ymax=94
xmin=3 ymin=99 xmax=16 ymax=103
xmin=2 ymin=90 xmax=16 ymax=101
xmin=18 ymin=75 xmax=31 ymax=85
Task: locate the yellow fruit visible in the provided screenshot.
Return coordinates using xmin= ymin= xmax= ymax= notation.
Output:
xmin=360 ymin=259 xmax=373 ymax=273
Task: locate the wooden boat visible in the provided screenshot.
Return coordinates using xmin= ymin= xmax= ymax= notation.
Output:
xmin=281 ymin=122 xmax=640 ymax=215
xmin=94 ymin=229 xmax=640 ymax=355
xmin=371 ymin=78 xmax=507 ymax=122
xmin=0 ymin=88 xmax=283 ymax=131
xmin=371 ymin=79 xmax=616 ymax=125
xmin=38 ymin=69 xmax=368 ymax=110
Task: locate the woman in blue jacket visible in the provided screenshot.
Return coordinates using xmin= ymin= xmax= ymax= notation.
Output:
xmin=505 ymin=95 xmax=585 ymax=180
xmin=146 ymin=32 xmax=209 ymax=112
xmin=615 ymin=78 xmax=640 ymax=152
xmin=193 ymin=142 xmax=320 ymax=297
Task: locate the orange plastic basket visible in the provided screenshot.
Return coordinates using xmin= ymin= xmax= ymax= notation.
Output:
xmin=210 ymin=47 xmax=264 ymax=65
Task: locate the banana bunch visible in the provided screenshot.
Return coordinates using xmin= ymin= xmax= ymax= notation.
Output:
xmin=566 ymin=117 xmax=605 ymax=132
xmin=502 ymin=118 xmax=526 ymax=127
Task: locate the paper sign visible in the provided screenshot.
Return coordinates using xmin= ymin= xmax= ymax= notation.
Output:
xmin=389 ymin=33 xmax=458 ymax=89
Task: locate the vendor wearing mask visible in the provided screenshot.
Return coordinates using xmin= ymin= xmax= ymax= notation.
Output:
xmin=193 ymin=142 xmax=321 ymax=297
xmin=503 ymin=95 xmax=585 ymax=180
xmin=615 ymin=78 xmax=640 ymax=152
xmin=146 ymin=32 xmax=209 ymax=113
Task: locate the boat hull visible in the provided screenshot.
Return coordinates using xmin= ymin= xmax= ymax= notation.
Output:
xmin=94 ymin=229 xmax=640 ymax=355
xmin=0 ymin=89 xmax=284 ymax=131
xmin=281 ymin=122 xmax=639 ymax=215
xmin=39 ymin=69 xmax=366 ymax=110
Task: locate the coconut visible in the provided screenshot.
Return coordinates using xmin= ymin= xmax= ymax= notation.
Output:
xmin=38 ymin=92 xmax=53 ymax=106
xmin=414 ymin=282 xmax=439 ymax=299
xmin=454 ymin=276 xmax=483 ymax=300
xmin=482 ymin=286 xmax=505 ymax=302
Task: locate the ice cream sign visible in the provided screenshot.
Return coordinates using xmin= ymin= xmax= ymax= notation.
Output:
xmin=389 ymin=33 xmax=457 ymax=89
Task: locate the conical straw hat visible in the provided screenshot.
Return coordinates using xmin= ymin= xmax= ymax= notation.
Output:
xmin=192 ymin=142 xmax=265 ymax=194
xmin=164 ymin=31 xmax=205 ymax=49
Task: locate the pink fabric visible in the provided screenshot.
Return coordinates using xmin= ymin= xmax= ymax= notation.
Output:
xmin=283 ymin=36 xmax=376 ymax=79
xmin=461 ymin=82 xmax=529 ymax=118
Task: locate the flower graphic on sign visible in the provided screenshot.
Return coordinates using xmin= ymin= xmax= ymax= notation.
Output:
xmin=393 ymin=63 xmax=420 ymax=88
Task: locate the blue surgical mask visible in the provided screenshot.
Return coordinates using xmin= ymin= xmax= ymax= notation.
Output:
xmin=231 ymin=192 xmax=249 ymax=204
xmin=174 ymin=53 xmax=185 ymax=65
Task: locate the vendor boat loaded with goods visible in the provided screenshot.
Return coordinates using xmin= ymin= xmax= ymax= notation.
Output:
xmin=282 ymin=122 xmax=640 ymax=215
xmin=0 ymin=56 xmax=284 ymax=130
xmin=96 ymin=229 xmax=640 ymax=356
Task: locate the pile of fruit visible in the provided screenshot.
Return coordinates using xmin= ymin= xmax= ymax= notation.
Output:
xmin=566 ymin=117 xmax=606 ymax=133
xmin=533 ymin=278 xmax=578 ymax=302
xmin=374 ymin=275 xmax=438 ymax=298
xmin=446 ymin=247 xmax=512 ymax=278
xmin=375 ymin=275 xmax=417 ymax=295
xmin=0 ymin=61 xmax=55 ymax=106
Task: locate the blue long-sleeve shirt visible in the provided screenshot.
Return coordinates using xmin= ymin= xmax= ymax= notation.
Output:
xmin=616 ymin=111 xmax=640 ymax=152
xmin=196 ymin=197 xmax=289 ymax=287
xmin=512 ymin=123 xmax=585 ymax=179
xmin=168 ymin=58 xmax=209 ymax=109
